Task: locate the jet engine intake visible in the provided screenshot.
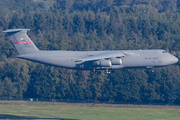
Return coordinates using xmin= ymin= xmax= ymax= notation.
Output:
xmin=111 ymin=58 xmax=122 ymax=65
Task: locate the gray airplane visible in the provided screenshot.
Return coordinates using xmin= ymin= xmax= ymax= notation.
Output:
xmin=3 ymin=29 xmax=179 ymax=74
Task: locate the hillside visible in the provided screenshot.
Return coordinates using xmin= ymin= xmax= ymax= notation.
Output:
xmin=0 ymin=0 xmax=180 ymax=104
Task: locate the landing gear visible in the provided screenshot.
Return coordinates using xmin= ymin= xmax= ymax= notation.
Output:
xmin=152 ymin=68 xmax=155 ymax=72
xmin=90 ymin=68 xmax=111 ymax=75
xmin=146 ymin=67 xmax=155 ymax=72
xmin=104 ymin=69 xmax=111 ymax=74
xmin=90 ymin=69 xmax=101 ymax=75
xmin=97 ymin=71 xmax=101 ymax=74
xmin=91 ymin=68 xmax=96 ymax=75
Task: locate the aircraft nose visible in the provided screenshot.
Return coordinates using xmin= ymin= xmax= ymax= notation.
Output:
xmin=171 ymin=56 xmax=178 ymax=64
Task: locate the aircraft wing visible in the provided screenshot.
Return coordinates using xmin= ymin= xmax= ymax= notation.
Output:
xmin=75 ymin=52 xmax=125 ymax=62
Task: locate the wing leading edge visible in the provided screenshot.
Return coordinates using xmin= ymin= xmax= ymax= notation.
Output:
xmin=75 ymin=52 xmax=125 ymax=62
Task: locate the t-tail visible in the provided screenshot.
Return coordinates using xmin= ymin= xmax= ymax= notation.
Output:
xmin=3 ymin=29 xmax=39 ymax=55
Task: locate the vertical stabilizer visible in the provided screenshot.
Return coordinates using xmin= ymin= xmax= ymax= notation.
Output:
xmin=3 ymin=29 xmax=39 ymax=55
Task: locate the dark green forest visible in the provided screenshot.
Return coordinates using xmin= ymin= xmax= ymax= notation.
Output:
xmin=1 ymin=0 xmax=180 ymax=104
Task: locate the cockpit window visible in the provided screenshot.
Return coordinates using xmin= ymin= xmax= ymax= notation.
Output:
xmin=162 ymin=50 xmax=167 ymax=53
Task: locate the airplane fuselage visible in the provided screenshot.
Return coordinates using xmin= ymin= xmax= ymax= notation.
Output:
xmin=17 ymin=49 xmax=178 ymax=70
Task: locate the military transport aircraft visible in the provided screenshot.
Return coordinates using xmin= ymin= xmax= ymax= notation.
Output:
xmin=3 ymin=29 xmax=179 ymax=74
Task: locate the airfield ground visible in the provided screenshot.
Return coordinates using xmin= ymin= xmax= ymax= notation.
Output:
xmin=0 ymin=101 xmax=180 ymax=120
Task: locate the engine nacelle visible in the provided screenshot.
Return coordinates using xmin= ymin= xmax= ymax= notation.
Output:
xmin=100 ymin=60 xmax=112 ymax=67
xmin=94 ymin=60 xmax=112 ymax=67
xmin=111 ymin=58 xmax=122 ymax=65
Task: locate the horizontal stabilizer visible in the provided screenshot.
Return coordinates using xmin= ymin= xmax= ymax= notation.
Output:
xmin=3 ymin=29 xmax=30 ymax=32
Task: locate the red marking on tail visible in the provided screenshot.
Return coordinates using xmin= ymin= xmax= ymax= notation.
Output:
xmin=13 ymin=42 xmax=31 ymax=44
